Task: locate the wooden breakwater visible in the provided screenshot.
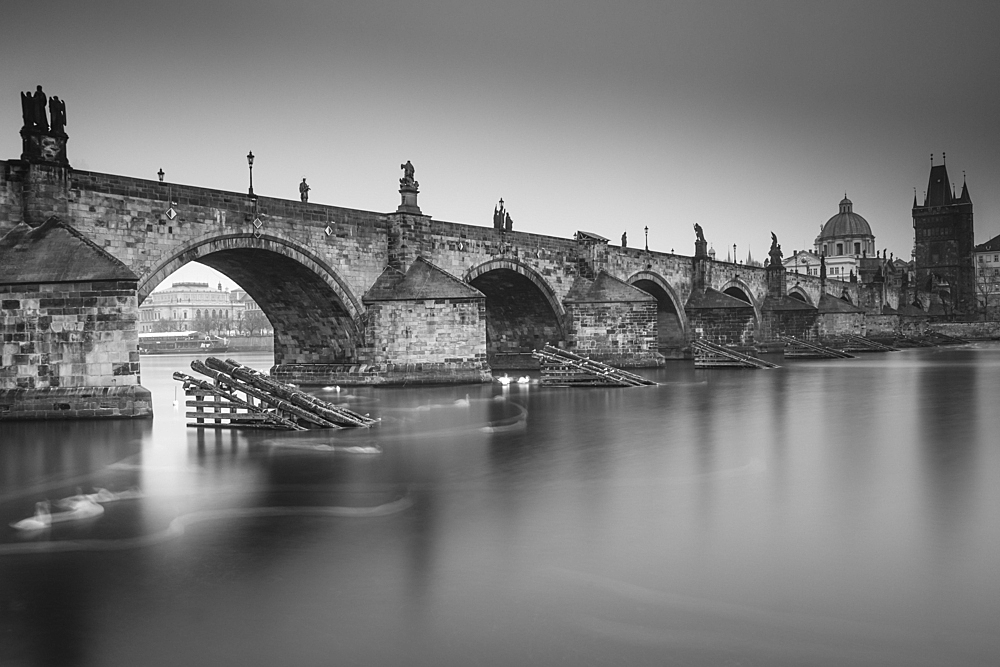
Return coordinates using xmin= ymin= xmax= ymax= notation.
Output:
xmin=532 ymin=345 xmax=657 ymax=387
xmin=174 ymin=357 xmax=378 ymax=430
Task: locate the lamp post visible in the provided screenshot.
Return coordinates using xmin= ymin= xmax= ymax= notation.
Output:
xmin=644 ymin=226 xmax=648 ymax=251
xmin=157 ymin=168 xmax=164 ymax=183
xmin=247 ymin=151 xmax=255 ymax=197
xmin=733 ymin=244 xmax=737 ymax=265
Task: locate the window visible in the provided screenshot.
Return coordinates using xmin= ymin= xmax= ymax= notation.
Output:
xmin=836 ymin=243 xmax=843 ymax=255
xmin=854 ymin=242 xmax=861 ymax=255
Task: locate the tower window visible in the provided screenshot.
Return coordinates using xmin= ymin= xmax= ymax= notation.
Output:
xmin=836 ymin=243 xmax=843 ymax=256
xmin=854 ymin=242 xmax=861 ymax=255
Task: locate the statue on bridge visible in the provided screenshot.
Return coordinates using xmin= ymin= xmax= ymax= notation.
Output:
xmin=20 ymin=86 xmax=50 ymax=132
xmin=494 ymin=198 xmax=513 ymax=231
xmin=694 ymin=223 xmax=705 ymax=244
xmin=400 ymin=160 xmax=417 ymax=187
xmin=621 ymin=231 xmax=627 ymax=248
xmin=768 ymin=232 xmax=783 ymax=268
xmin=49 ymin=96 xmax=67 ymax=134
xmin=299 ymin=178 xmax=310 ymax=202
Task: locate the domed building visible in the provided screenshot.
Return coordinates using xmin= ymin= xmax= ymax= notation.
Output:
xmin=813 ymin=196 xmax=876 ymax=280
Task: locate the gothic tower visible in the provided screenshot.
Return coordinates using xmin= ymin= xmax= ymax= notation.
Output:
xmin=912 ymin=157 xmax=975 ymax=312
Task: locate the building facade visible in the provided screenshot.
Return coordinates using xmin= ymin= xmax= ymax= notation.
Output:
xmin=974 ymin=233 xmax=1000 ymax=314
xmin=139 ymin=282 xmax=246 ymax=333
xmin=813 ymin=196 xmax=877 ymax=281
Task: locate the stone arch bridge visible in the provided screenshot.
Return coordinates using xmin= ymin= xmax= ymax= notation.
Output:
xmin=1 ymin=113 xmax=885 ymax=416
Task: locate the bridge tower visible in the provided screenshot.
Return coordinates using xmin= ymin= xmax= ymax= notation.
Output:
xmin=912 ymin=156 xmax=976 ymax=313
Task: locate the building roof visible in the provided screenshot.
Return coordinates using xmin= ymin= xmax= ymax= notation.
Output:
xmin=363 ymin=257 xmax=483 ymax=302
xmin=819 ymin=197 xmax=873 ymax=240
xmin=922 ymin=164 xmax=954 ymax=207
xmin=975 ymin=233 xmax=1000 ymax=253
xmin=763 ymin=295 xmax=817 ymax=312
xmin=685 ymin=287 xmax=755 ymax=310
xmin=817 ymin=293 xmax=863 ymax=314
xmin=0 ymin=217 xmax=137 ymax=284
xmin=564 ymin=271 xmax=655 ymax=303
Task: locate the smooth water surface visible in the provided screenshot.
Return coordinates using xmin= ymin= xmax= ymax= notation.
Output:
xmin=2 ymin=346 xmax=999 ymax=666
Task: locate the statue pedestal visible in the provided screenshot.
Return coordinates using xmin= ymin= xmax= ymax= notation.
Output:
xmin=397 ymin=182 xmax=421 ymax=214
xmin=21 ymin=128 xmax=69 ymax=166
xmin=694 ymin=239 xmax=708 ymax=259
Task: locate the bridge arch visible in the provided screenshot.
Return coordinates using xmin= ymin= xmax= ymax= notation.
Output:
xmin=139 ymin=233 xmax=363 ymax=365
xmin=627 ymin=271 xmax=688 ymax=352
xmin=464 ymin=258 xmax=567 ymax=365
xmin=788 ymin=285 xmax=813 ymax=306
xmin=719 ymin=277 xmax=763 ymax=323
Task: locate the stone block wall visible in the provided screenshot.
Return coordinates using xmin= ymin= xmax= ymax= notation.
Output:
xmin=686 ymin=307 xmax=756 ymax=346
xmin=864 ymin=314 xmax=899 ymax=336
xmin=0 ymin=279 xmax=151 ymax=419
xmin=0 ymin=161 xmax=26 ymax=236
xmin=361 ymin=297 xmax=487 ymax=366
xmin=567 ymin=301 xmax=660 ymax=366
xmin=760 ymin=310 xmax=819 ymax=341
xmin=816 ymin=312 xmax=865 ymax=338
xmin=929 ymin=320 xmax=1000 ymax=340
xmin=1 ymin=279 xmax=140 ymax=389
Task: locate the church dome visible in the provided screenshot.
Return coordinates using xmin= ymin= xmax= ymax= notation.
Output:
xmin=819 ymin=197 xmax=873 ymax=239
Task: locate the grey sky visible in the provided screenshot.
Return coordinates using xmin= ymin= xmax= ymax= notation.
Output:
xmin=3 ymin=1 xmax=999 ymax=288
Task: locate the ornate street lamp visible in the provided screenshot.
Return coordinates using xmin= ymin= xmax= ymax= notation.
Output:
xmin=247 ymin=151 xmax=255 ymax=197
xmin=644 ymin=226 xmax=649 ymax=251
xmin=733 ymin=243 xmax=737 ymax=265
xmin=157 ymin=168 xmax=164 ymax=183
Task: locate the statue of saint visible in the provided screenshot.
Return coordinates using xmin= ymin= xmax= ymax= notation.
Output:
xmin=49 ymin=96 xmax=66 ymax=134
xmin=20 ymin=91 xmax=32 ymax=129
xmin=32 ymin=86 xmax=48 ymax=132
xmin=693 ymin=223 xmax=705 ymax=243
xmin=299 ymin=178 xmax=310 ymax=202
xmin=768 ymin=232 xmax=783 ymax=268
xmin=504 ymin=212 xmax=513 ymax=232
xmin=400 ymin=160 xmax=416 ymax=185
xmin=621 ymin=232 xmax=627 ymax=248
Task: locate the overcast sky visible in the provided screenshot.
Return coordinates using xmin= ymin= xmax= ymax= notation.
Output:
xmin=4 ymin=1 xmax=999 ymax=290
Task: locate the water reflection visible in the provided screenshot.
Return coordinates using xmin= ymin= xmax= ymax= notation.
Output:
xmin=1 ymin=347 xmax=999 ymax=666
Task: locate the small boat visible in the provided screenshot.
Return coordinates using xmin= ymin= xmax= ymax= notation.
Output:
xmin=10 ymin=497 xmax=105 ymax=531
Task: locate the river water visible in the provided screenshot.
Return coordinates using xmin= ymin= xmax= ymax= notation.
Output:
xmin=1 ymin=345 xmax=999 ymax=666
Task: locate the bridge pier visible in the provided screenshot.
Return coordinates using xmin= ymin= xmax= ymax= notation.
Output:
xmin=564 ymin=271 xmax=663 ymax=367
xmin=272 ymin=258 xmax=491 ymax=386
xmin=0 ymin=218 xmax=151 ymax=420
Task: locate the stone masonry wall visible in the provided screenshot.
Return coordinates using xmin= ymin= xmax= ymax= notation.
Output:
xmin=361 ymin=297 xmax=487 ymax=366
xmin=567 ymin=301 xmax=660 ymax=366
xmin=686 ymin=307 xmax=756 ymax=346
xmin=0 ymin=279 xmax=151 ymax=420
xmin=1 ymin=280 xmax=140 ymax=389
xmin=760 ymin=310 xmax=819 ymax=341
xmin=816 ymin=312 xmax=865 ymax=338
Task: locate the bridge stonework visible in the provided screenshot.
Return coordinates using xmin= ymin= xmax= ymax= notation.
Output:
xmin=1 ymin=118 xmax=901 ymax=418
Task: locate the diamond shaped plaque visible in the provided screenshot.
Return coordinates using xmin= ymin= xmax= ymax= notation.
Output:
xmin=165 ymin=207 xmax=177 ymax=220
xmin=253 ymin=229 xmax=262 ymax=239
xmin=325 ymin=225 xmax=333 ymax=236
xmin=252 ymin=217 xmax=263 ymax=229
